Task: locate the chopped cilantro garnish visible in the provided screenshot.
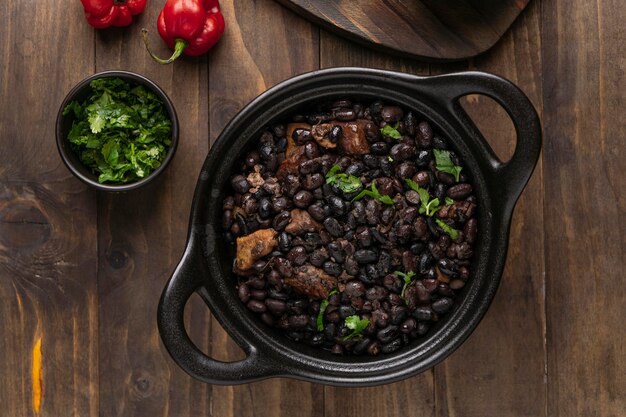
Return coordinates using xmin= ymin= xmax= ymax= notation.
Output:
xmin=404 ymin=178 xmax=441 ymax=216
xmin=394 ymin=271 xmax=416 ymax=300
xmin=316 ymin=289 xmax=338 ymax=331
xmin=436 ymin=219 xmax=460 ymax=240
xmin=380 ymin=123 xmax=401 ymax=139
xmin=433 ymin=149 xmax=463 ymax=182
xmin=352 ymin=182 xmax=395 ymax=206
xmin=63 ymin=77 xmax=172 ymax=184
xmin=343 ymin=315 xmax=370 ymax=341
xmin=325 ymin=164 xmax=362 ymax=193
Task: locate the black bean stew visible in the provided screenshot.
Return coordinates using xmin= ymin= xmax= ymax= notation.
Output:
xmin=222 ymin=99 xmax=477 ymax=356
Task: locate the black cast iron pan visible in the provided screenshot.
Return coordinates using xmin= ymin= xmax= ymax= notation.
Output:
xmin=157 ymin=68 xmax=541 ymax=386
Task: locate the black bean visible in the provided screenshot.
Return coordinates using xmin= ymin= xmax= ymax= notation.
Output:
xmin=344 ymin=256 xmax=360 ymax=275
xmin=450 ymin=279 xmax=466 ymax=290
xmin=258 ymin=198 xmax=272 ymax=219
xmin=283 ymin=175 xmax=300 ymax=197
xmin=338 ymin=305 xmax=356 ymax=319
xmin=231 ymin=175 xmax=250 ymax=193
xmin=366 ymin=286 xmax=388 ymax=301
xmin=363 ymin=154 xmax=379 ymax=168
xmin=383 ymin=274 xmax=403 ymax=293
xmin=434 ymin=183 xmax=447 ymax=200
xmin=323 ymin=218 xmax=343 ymax=237
xmin=292 ymin=128 xmax=312 ymax=145
xmin=433 ymin=136 xmax=448 ymax=149
xmin=273 ymin=210 xmax=291 ymax=231
xmin=303 ymin=233 xmax=322 ymax=251
xmin=302 ymin=173 xmax=325 ymax=190
xmin=380 ymin=157 xmax=394 ymax=176
xmin=344 ymin=280 xmax=366 ymax=298
xmin=288 ymin=315 xmax=309 ymax=329
xmin=287 ymin=246 xmax=308 ymax=266
xmin=381 ymin=106 xmax=404 ymax=123
xmin=405 ymin=190 xmax=421 ymax=205
xmin=377 ymin=325 xmax=399 ymax=344
xmin=238 ymin=283 xmax=250 ymax=303
xmin=354 ymin=249 xmax=377 ymax=264
xmin=416 ymin=322 xmax=431 ymax=336
xmin=438 ymin=258 xmax=458 ymax=277
xmin=299 ymin=159 xmax=322 ymax=175
xmin=274 ymin=257 xmax=293 ymax=277
xmin=390 ymin=305 xmax=409 ymax=324
xmin=306 ymin=203 xmax=325 ymax=222
xmin=304 ymin=141 xmax=321 ymax=159
xmin=334 ymin=108 xmax=356 ymax=121
xmin=400 ymin=317 xmax=417 ymax=333
xmin=464 ymin=218 xmax=477 ymax=244
xmin=447 ymin=183 xmax=473 ymax=199
xmin=423 ymin=278 xmax=438 ymax=292
xmin=331 ymin=344 xmax=344 ymax=355
xmin=323 ymin=261 xmax=342 ymax=276
xmin=328 ymin=195 xmax=348 ymax=216
xmin=432 ymin=297 xmax=454 ymax=314
xmin=251 ymin=289 xmax=267 ymax=300
xmin=367 ymin=341 xmax=382 ymax=356
xmin=271 ymin=196 xmax=290 ymax=212
xmin=395 ymin=161 xmax=416 ymax=180
xmin=416 ymin=150 xmax=431 ymax=167
xmin=414 ymin=306 xmax=434 ymax=321
xmin=417 ymin=121 xmax=433 ymax=148
xmin=293 ymin=190 xmax=314 ymax=208
xmin=246 ymin=299 xmax=266 ymax=313
xmin=380 ymin=207 xmax=395 ymax=225
xmin=370 ymin=142 xmax=389 ymax=155
xmin=427 ymin=218 xmax=441 ymax=239
xmin=352 ymin=337 xmax=372 ymax=354
xmin=345 ymin=162 xmax=365 ymax=177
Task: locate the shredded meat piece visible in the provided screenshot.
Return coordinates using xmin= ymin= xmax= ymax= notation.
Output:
xmin=284 ymin=209 xmax=322 ymax=234
xmin=234 ymin=228 xmax=278 ymax=271
xmin=284 ymin=264 xmax=338 ymax=300
xmin=311 ymin=120 xmax=370 ymax=155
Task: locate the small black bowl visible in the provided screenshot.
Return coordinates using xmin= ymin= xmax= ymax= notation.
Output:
xmin=56 ymin=70 xmax=179 ymax=192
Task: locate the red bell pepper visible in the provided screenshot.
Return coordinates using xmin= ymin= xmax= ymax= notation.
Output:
xmin=80 ymin=0 xmax=146 ymax=29
xmin=142 ymin=0 xmax=225 ymax=64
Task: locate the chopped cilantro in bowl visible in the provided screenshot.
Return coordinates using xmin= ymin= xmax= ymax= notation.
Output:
xmin=57 ymin=72 xmax=178 ymax=190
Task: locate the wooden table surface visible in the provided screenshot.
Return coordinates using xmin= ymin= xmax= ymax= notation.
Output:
xmin=1 ymin=1 xmax=624 ymax=416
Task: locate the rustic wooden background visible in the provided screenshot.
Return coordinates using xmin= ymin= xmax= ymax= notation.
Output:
xmin=0 ymin=0 xmax=624 ymax=416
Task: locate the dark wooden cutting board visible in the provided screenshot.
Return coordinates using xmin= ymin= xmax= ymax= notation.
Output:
xmin=275 ymin=0 xmax=531 ymax=61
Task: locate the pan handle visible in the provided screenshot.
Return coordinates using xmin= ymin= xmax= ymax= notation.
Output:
xmin=420 ymin=71 xmax=542 ymax=211
xmin=157 ymin=239 xmax=274 ymax=384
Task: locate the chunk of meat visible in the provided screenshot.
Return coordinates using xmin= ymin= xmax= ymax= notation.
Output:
xmin=311 ymin=120 xmax=370 ymax=155
xmin=339 ymin=120 xmax=370 ymax=155
xmin=311 ymin=124 xmax=337 ymax=149
xmin=284 ymin=209 xmax=322 ymax=235
xmin=276 ymin=122 xmax=310 ymax=179
xmin=285 ymin=264 xmax=338 ymax=300
xmin=234 ymin=228 xmax=278 ymax=271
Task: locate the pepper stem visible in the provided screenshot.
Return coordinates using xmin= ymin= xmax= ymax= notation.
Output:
xmin=142 ymin=29 xmax=187 ymax=65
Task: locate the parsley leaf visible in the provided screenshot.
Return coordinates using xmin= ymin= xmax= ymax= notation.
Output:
xmin=352 ymin=182 xmax=395 ymax=206
xmin=380 ymin=123 xmax=401 ymax=139
xmin=433 ymin=149 xmax=463 ymax=182
xmin=436 ymin=219 xmax=460 ymax=240
xmin=404 ymin=178 xmax=441 ymax=216
xmin=63 ymin=77 xmax=172 ymax=184
xmin=325 ymin=164 xmax=362 ymax=193
xmin=343 ymin=315 xmax=370 ymax=341
xmin=316 ymin=289 xmax=338 ymax=331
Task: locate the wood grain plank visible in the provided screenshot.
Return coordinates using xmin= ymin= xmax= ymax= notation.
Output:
xmin=207 ymin=1 xmax=323 ymax=417
xmin=93 ymin=5 xmax=211 ymax=417
xmin=542 ymin=0 xmax=626 ymax=415
xmin=318 ymin=31 xmax=435 ymax=417
xmin=429 ymin=2 xmax=547 ymax=416
xmin=0 ymin=0 xmax=98 ymax=416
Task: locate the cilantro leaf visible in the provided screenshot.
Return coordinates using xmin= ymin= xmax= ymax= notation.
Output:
xmin=316 ymin=289 xmax=338 ymax=331
xmin=325 ymin=164 xmax=362 ymax=193
xmin=436 ymin=219 xmax=460 ymax=240
xmin=343 ymin=315 xmax=370 ymax=340
xmin=352 ymin=182 xmax=395 ymax=206
xmin=445 ymin=197 xmax=455 ymax=205
xmin=394 ymin=271 xmax=416 ymax=300
xmin=380 ymin=123 xmax=401 ymax=139
xmin=433 ymin=149 xmax=463 ymax=182
xmin=404 ymin=178 xmax=440 ymax=216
